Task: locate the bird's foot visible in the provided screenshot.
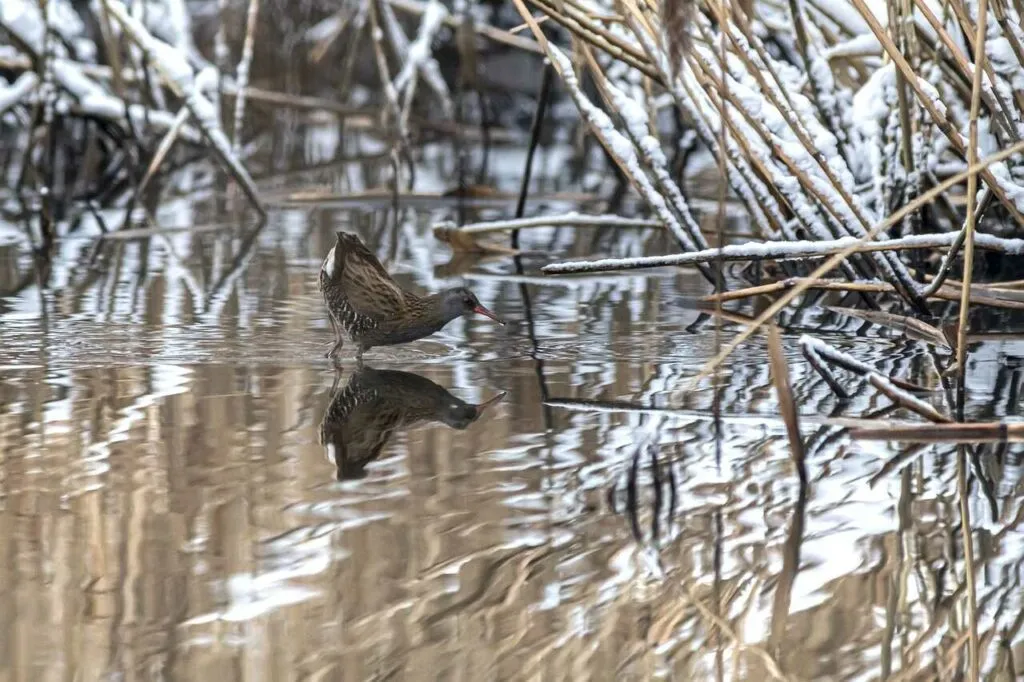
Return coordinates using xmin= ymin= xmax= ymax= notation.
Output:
xmin=329 ymin=365 xmax=343 ymax=394
xmin=325 ymin=338 xmax=344 ymax=360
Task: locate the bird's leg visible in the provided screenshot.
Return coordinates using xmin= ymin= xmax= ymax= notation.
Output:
xmin=325 ymin=314 xmax=337 ymax=357
xmin=325 ymin=314 xmax=344 ymax=359
xmin=329 ymin=365 xmax=343 ymax=395
xmin=355 ymin=346 xmax=364 ymax=368
xmin=326 ymin=337 xmax=345 ymax=360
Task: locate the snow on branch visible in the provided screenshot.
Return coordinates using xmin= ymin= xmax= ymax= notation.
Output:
xmin=542 ymin=230 xmax=1024 ymax=275
xmin=101 ymin=0 xmax=265 ymax=216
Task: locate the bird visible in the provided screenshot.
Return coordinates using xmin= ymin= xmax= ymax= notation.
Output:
xmin=319 ymin=231 xmax=504 ymax=361
xmin=319 ymin=365 xmax=506 ymax=480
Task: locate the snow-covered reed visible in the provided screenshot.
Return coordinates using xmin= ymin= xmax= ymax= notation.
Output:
xmin=509 ymin=0 xmax=1024 ymax=312
xmin=1 ymin=0 xmax=508 ymax=250
xmin=0 ymin=0 xmax=264 ymax=224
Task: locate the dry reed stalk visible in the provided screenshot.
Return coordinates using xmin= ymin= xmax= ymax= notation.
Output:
xmin=703 ymin=277 xmax=887 ymax=301
xmin=703 ymin=2 xmax=876 ymax=240
xmin=825 ymin=306 xmax=948 ymax=346
xmin=221 ymin=85 xmax=367 ymax=116
xmin=766 ymin=324 xmax=806 ymax=474
xmin=0 ymin=42 xmax=370 ymax=116
xmin=703 ymin=276 xmax=1024 ymax=310
xmin=662 ymin=0 xmax=696 ymax=69
xmin=135 ymin=106 xmax=190 ymax=198
xmin=685 ymin=37 xmax=841 ymax=237
xmin=666 ymin=55 xmax=790 ymax=237
xmin=231 ymin=0 xmax=261 ymax=152
xmin=853 ymin=422 xmax=1024 ymax=442
xmin=686 ymin=64 xmax=860 ymax=273
xmin=367 ymin=0 xmax=412 ymax=184
xmin=954 ymin=3 xmax=989 ymax=676
xmin=848 ymin=0 xmax=1024 ymax=225
xmin=526 ymin=0 xmax=662 ymax=78
xmin=693 ymin=21 xmax=913 ymax=288
xmin=956 ymin=0 xmax=990 ymax=407
xmin=530 ymin=0 xmax=648 ymax=64
xmin=909 ymin=0 xmax=1003 ymax=122
xmin=511 ymin=1 xmax=720 ymax=282
xmin=95 ymin=0 xmax=126 ymax=99
xmin=390 ymin=0 xmax=543 ymax=52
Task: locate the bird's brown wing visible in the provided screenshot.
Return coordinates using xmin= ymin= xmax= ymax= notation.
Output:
xmin=338 ymin=236 xmax=407 ymax=318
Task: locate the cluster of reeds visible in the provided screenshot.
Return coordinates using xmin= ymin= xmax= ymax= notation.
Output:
xmin=432 ymin=0 xmax=1024 ymax=429
xmin=503 ymin=0 xmax=1024 ymax=272
xmin=0 ymin=0 xmax=275 ymax=253
xmin=0 ymin=0 xmax=549 ymax=256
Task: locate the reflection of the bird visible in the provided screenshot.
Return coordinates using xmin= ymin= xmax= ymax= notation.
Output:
xmin=318 ymin=365 xmax=506 ymax=480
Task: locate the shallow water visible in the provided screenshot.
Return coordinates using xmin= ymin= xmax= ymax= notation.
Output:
xmin=4 ymin=110 xmax=1024 ymax=682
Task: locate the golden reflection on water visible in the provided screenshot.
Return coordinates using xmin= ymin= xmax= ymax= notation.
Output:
xmin=2 ymin=211 xmax=1024 ymax=681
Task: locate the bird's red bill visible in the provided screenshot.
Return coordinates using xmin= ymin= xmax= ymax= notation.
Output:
xmin=472 ymin=305 xmax=505 ymax=325
xmin=474 ymin=391 xmax=507 ymax=418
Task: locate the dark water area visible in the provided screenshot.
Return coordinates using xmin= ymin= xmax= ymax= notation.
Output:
xmin=3 ymin=11 xmax=1024 ymax=682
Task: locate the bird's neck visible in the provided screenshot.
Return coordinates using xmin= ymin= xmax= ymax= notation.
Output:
xmin=414 ymin=292 xmax=461 ymax=326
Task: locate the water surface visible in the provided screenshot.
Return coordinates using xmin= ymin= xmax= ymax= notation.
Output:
xmin=2 ymin=127 xmax=1024 ymax=682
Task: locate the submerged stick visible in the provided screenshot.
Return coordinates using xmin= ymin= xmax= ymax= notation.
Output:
xmin=866 ymin=373 xmax=950 ymax=423
xmin=800 ymin=337 xmax=949 ymax=420
xmin=801 ymin=343 xmax=850 ymax=399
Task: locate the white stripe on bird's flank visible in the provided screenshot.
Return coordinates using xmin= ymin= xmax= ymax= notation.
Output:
xmin=322 ymin=246 xmax=336 ymax=278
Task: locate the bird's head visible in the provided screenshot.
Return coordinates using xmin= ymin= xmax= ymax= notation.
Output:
xmin=440 ymin=287 xmax=504 ymax=325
